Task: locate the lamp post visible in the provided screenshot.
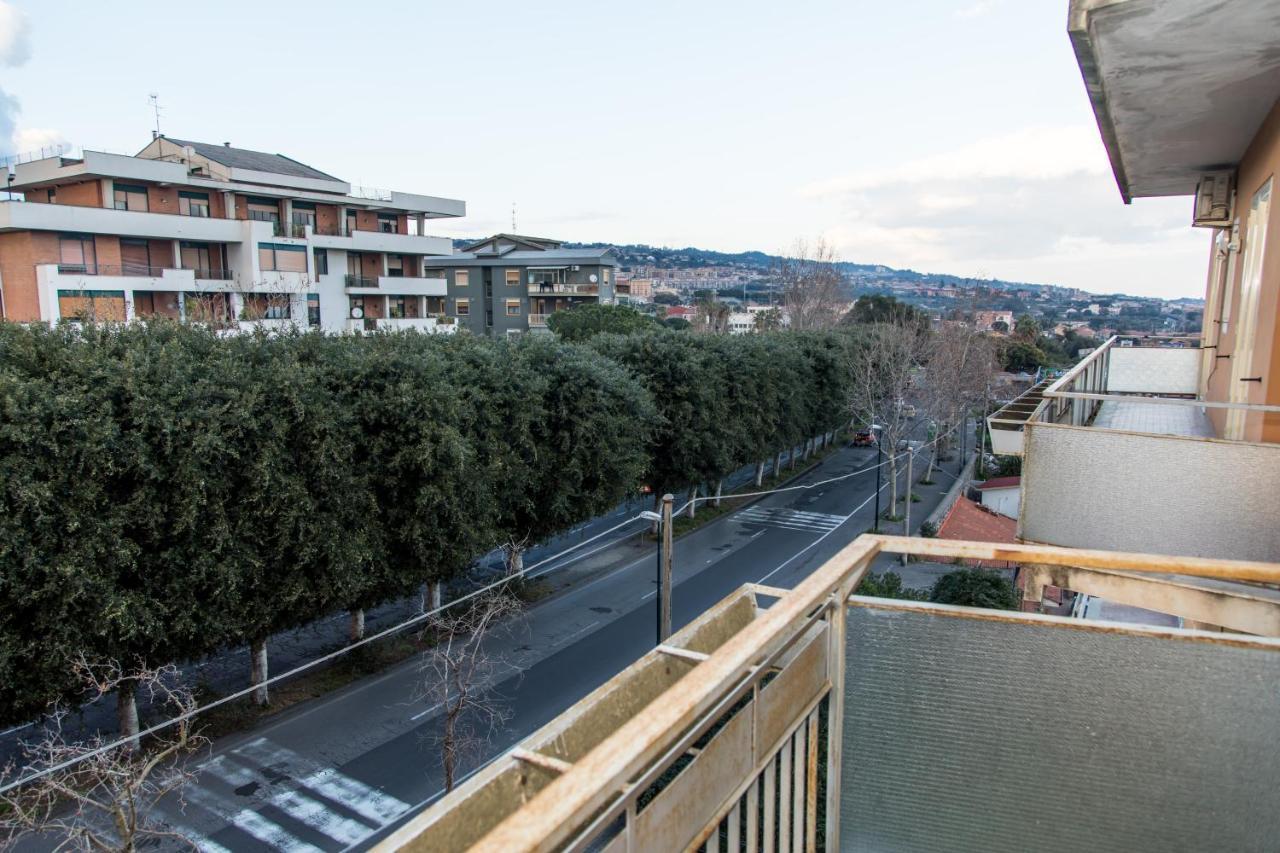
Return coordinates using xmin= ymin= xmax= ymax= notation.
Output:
xmin=871 ymin=423 xmax=884 ymax=531
xmin=640 ymin=493 xmax=674 ymax=644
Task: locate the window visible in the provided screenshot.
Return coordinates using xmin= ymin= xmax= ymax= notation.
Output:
xmin=179 ymin=191 xmax=210 ymax=217
xmin=313 ymin=248 xmax=329 ymax=276
xmin=247 ymin=197 xmax=280 ymax=223
xmin=180 ymin=241 xmax=213 ymax=273
xmin=456 ymin=269 xmax=470 ymax=287
xmin=112 ymin=183 xmax=149 ymax=212
xmin=307 ymin=293 xmax=321 ymax=328
xmin=242 ymin=294 xmax=292 ymax=321
xmin=602 ymin=268 xmax=612 ymax=284
xmin=377 ymin=214 xmax=398 ymax=234
xmin=529 ymin=269 xmax=564 ymax=286
xmin=120 ymin=239 xmax=152 ymax=275
xmin=344 ymin=209 xmax=357 ymax=236
xmin=505 ymin=299 xmax=521 ymax=316
xmin=291 ymin=201 xmax=316 ymax=230
xmin=389 ymin=295 xmax=407 ymax=319
xmin=258 ymin=242 xmax=307 ymax=272
xmin=455 ymin=298 xmax=470 ymax=316
xmin=58 ymin=234 xmax=96 ymax=273
xmin=506 ymin=269 xmax=521 ymax=287
xmin=387 ymin=255 xmax=404 ymax=277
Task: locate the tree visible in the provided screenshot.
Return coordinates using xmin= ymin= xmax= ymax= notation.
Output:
xmin=930 ymin=568 xmax=1019 ymax=609
xmin=1000 ymin=340 xmax=1047 ymax=373
xmin=776 ymin=238 xmax=845 ymax=331
xmin=845 ymin=294 xmax=928 ymax=330
xmin=920 ymin=325 xmax=998 ymax=480
xmin=856 ymin=571 xmax=929 ymax=601
xmin=1013 ymin=313 xmax=1040 ymax=343
xmin=991 ymin=320 xmax=1009 ymax=334
xmin=418 ymin=594 xmax=521 ymax=792
xmin=0 ymin=659 xmax=205 ymax=851
xmin=662 ymin=317 xmax=691 ymax=331
xmin=545 ymin=303 xmax=656 ymax=341
xmin=754 ymin=308 xmax=783 ymax=332
xmin=653 ymin=292 xmax=681 ymax=306
xmin=692 ymin=297 xmax=731 ymax=334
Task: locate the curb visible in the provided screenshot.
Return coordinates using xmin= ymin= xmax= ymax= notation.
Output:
xmin=923 ymin=453 xmax=975 ymax=531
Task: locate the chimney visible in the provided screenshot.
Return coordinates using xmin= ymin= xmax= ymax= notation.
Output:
xmin=223 ymin=142 xmax=231 ymax=147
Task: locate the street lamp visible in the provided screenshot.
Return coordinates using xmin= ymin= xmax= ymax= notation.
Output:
xmin=640 ymin=494 xmax=673 ymax=643
xmin=870 ymin=423 xmax=884 ymax=531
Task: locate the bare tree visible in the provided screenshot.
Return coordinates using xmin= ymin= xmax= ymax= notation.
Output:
xmin=920 ymin=325 xmax=998 ymax=482
xmin=848 ymin=319 xmax=930 ymax=523
xmin=0 ymin=659 xmax=206 ymax=852
xmin=776 ymin=238 xmax=844 ymax=331
xmin=692 ymin=297 xmax=731 ymax=334
xmin=417 ymin=594 xmax=521 ymax=792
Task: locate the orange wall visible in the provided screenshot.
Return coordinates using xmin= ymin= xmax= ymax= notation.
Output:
xmin=59 ymin=180 xmax=101 ymax=207
xmin=1206 ymin=96 xmax=1280 ymax=442
xmin=146 ymin=185 xmax=180 ymax=215
xmin=316 ymin=204 xmax=339 ymax=235
xmin=0 ymin=231 xmax=58 ymax=320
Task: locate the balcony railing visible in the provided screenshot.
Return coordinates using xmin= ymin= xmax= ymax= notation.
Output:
xmin=273 ymin=221 xmax=308 ymax=238
xmin=344 ymin=274 xmax=378 ymax=288
xmin=377 ymin=534 xmax=1280 ymax=852
xmin=528 ymin=313 xmax=550 ymax=327
xmin=527 ymin=282 xmax=598 ymax=296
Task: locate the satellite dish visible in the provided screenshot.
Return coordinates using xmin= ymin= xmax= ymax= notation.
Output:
xmin=589 ymin=273 xmax=599 ymax=283
xmin=350 ymin=307 xmax=364 ymax=319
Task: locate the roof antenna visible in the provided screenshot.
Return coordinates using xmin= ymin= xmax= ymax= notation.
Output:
xmin=511 ymin=202 xmax=517 ymax=232
xmin=148 ymin=93 xmax=163 ymax=139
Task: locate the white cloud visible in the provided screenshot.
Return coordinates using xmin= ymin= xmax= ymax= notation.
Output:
xmin=0 ymin=1 xmax=30 ymax=67
xmin=955 ymin=1 xmax=1002 ymax=19
xmin=12 ymin=127 xmax=63 ymax=152
xmin=807 ymin=125 xmax=1208 ymax=297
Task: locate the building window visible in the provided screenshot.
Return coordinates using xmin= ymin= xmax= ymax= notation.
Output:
xmin=387 ymin=255 xmax=404 ymax=277
xmin=58 ymin=234 xmax=97 ymax=273
xmin=529 ymin=269 xmax=563 ymax=286
xmin=506 ymin=269 xmax=520 ymax=287
xmin=180 ymin=241 xmax=213 ymax=274
xmin=389 ymin=295 xmax=407 ymax=319
xmin=602 ymin=268 xmax=612 ymax=284
xmin=377 ymin=214 xmax=398 ymax=234
xmin=313 ymin=248 xmax=329 ymax=276
xmin=456 ymin=269 xmax=469 ymax=287
xmin=120 ymin=238 xmax=153 ymax=276
xmin=291 ymin=201 xmax=316 ymax=231
xmin=455 ymin=298 xmax=470 ymax=316
xmin=505 ymin=299 xmax=521 ymax=316
xmin=247 ymin=197 xmax=280 ymax=223
xmin=345 ymin=209 xmax=357 ymax=236
xmin=307 ymin=293 xmax=321 ymax=328
xmin=112 ymin=183 xmax=149 ymax=212
xmin=258 ymin=242 xmax=307 ymax=273
xmin=242 ymin=294 xmax=292 ymax=321
xmin=179 ymin=191 xmax=210 ymax=217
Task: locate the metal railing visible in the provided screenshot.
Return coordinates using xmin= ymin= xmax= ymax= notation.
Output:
xmin=344 ymin=274 xmax=378 ymax=288
xmin=527 ymin=282 xmax=598 ymax=295
xmin=53 ymin=264 xmax=233 ymax=281
xmin=273 ymin=221 xmax=307 ymax=238
xmin=377 ymin=534 xmax=1280 ymax=852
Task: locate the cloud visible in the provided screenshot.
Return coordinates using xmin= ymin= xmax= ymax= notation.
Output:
xmin=955 ymin=1 xmax=1002 ymax=19
xmin=0 ymin=1 xmax=30 ymax=67
xmin=806 ymin=125 xmax=1207 ymax=297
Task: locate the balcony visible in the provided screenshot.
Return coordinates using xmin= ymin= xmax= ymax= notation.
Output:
xmin=377 ymin=535 xmax=1280 ymax=852
xmin=0 ymin=199 xmax=243 ymax=242
xmin=527 ymin=282 xmax=599 ymax=296
xmin=985 ymin=338 xmax=1280 ymax=563
xmin=343 ymin=274 xmax=449 ymax=296
xmin=528 ymin=313 xmax=550 ymax=327
xmin=310 ymin=223 xmax=453 ymax=256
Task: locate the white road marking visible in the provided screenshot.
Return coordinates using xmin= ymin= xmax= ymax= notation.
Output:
xmin=552 ymin=620 xmax=601 ymax=648
xmin=736 ymin=506 xmax=844 ymax=532
xmin=183 ymin=786 xmax=325 ymax=853
xmin=270 ymin=788 xmax=374 ymax=845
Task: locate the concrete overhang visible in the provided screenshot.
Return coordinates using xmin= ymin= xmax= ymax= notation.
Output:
xmin=1068 ymin=0 xmax=1280 ymax=202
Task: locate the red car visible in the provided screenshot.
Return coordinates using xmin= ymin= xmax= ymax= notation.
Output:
xmin=852 ymin=429 xmax=877 ymax=447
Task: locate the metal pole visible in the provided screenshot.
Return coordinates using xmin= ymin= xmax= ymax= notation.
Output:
xmin=873 ymin=436 xmax=883 ymax=532
xmin=657 ymin=493 xmax=673 ymax=644
xmin=901 ymin=450 xmax=913 ymax=566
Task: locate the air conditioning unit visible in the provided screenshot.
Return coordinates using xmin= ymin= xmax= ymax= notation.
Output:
xmin=1193 ymin=170 xmax=1234 ymax=228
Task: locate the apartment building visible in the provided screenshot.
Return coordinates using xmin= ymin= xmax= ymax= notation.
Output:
xmin=422 ymin=233 xmax=617 ymax=337
xmin=378 ymin=6 xmax=1280 ymax=850
xmin=0 ymin=136 xmax=464 ymax=333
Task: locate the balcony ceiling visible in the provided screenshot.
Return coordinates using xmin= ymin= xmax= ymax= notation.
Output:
xmin=1070 ymin=0 xmax=1280 ymax=201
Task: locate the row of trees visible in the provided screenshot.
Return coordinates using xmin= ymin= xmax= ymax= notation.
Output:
xmin=0 ymin=321 xmax=859 ymax=733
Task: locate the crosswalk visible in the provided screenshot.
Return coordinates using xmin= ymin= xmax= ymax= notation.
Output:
xmin=735 ymin=506 xmax=846 ymax=533
xmin=158 ymin=736 xmax=412 ymax=852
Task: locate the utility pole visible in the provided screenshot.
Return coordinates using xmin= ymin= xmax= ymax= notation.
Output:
xmin=872 ymin=424 xmax=883 ymax=532
xmin=658 ymin=494 xmax=673 ymax=643
xmin=901 ymin=449 xmax=913 ymax=566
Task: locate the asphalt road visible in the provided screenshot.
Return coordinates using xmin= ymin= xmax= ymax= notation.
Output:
xmin=138 ymin=436 xmax=956 ymax=852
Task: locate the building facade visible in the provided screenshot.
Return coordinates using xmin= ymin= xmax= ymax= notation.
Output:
xmin=422 ymin=234 xmax=617 ymax=337
xmin=0 ymin=137 xmax=464 ymax=334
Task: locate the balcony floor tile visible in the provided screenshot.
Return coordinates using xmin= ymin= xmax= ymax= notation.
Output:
xmin=1092 ymin=401 xmax=1215 ymax=438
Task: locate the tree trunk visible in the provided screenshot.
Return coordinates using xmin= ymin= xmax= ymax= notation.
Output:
xmin=428 ymin=581 xmax=443 ymax=612
xmin=117 ymin=680 xmax=139 ymax=753
xmin=651 ymin=491 xmax=663 ymax=535
xmin=924 ymin=452 xmax=936 ymax=484
xmin=774 ymin=450 xmax=783 ymax=478
xmin=888 ymin=456 xmax=899 ymax=510
xmin=754 ymin=460 xmax=765 ymax=488
xmin=504 ymin=543 xmax=524 ymax=576
xmin=712 ymin=479 xmax=723 ymax=508
xmin=349 ymin=609 xmax=365 ymax=643
xmin=250 ymin=637 xmax=269 ymax=707
xmin=789 ymin=445 xmax=797 ymax=470
xmin=687 ymin=484 xmax=698 ymax=519
xmin=442 ymin=712 xmax=458 ymax=792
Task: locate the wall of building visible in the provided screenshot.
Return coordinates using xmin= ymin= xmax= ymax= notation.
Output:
xmin=1205 ymin=96 xmax=1280 ymax=442
xmin=979 ymin=487 xmax=1021 ymax=519
xmin=59 ymin=180 xmax=102 ymax=208
xmin=0 ymin=231 xmax=58 ymax=320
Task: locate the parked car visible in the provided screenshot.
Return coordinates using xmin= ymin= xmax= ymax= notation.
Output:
xmin=852 ymin=429 xmax=877 ymax=447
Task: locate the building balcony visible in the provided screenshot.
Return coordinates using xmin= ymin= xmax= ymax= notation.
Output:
xmin=310 ymin=225 xmax=452 ymax=256
xmin=36 ymin=263 xmax=236 ymax=297
xmin=527 ymin=282 xmax=599 ymax=296
xmin=986 ymin=337 xmax=1280 ymax=563
xmin=528 ymin=313 xmax=550 ymax=327
xmin=377 ymin=534 xmax=1280 ymax=852
xmin=0 ymin=199 xmax=244 ymax=242
xmin=342 ymin=274 xmax=448 ymax=296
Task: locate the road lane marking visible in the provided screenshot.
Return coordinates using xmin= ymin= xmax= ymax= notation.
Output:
xmin=552 ymin=620 xmax=601 ymax=648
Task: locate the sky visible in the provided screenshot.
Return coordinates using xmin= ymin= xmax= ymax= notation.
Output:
xmin=0 ymin=0 xmax=1210 ymax=298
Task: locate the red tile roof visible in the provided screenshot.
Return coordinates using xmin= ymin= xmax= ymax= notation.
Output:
xmin=936 ymin=497 xmax=1018 ymax=567
xmin=975 ymin=476 xmax=1021 ymax=490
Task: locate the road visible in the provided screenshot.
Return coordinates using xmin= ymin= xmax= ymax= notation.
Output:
xmin=142 ymin=436 xmax=958 ymax=852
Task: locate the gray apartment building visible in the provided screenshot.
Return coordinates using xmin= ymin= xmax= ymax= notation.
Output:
xmin=422 ymin=234 xmax=617 ymax=336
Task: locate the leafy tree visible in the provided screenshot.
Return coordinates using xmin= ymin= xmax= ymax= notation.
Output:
xmin=845 ymin=294 xmax=928 ymax=330
xmin=856 ymin=571 xmax=929 ymax=601
xmin=1000 ymin=340 xmax=1048 ymax=373
xmin=653 ymin=292 xmax=681 ymax=306
xmin=930 ymin=568 xmax=1019 ymax=609
xmin=662 ymin=317 xmax=691 ymax=331
xmin=1013 ymin=313 xmax=1040 ymax=342
xmin=991 ymin=320 xmax=1009 ymax=334
xmin=546 ymin=303 xmax=657 ymax=341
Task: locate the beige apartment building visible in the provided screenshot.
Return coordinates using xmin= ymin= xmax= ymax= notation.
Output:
xmin=0 ymin=137 xmax=464 ymax=333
